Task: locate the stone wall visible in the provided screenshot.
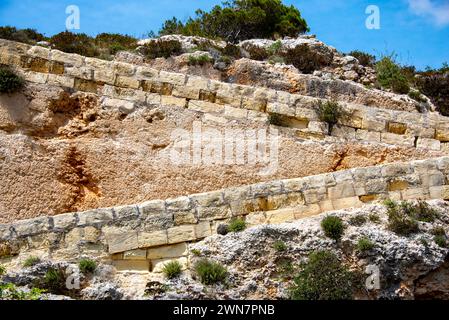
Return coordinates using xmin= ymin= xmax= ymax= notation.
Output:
xmin=1 ymin=39 xmax=449 ymax=152
xmin=1 ymin=156 xmax=449 ymax=272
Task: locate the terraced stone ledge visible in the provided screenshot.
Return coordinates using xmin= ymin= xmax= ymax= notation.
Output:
xmin=1 ymin=156 xmax=449 ymax=273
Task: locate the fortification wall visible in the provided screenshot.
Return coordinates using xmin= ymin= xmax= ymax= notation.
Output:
xmin=1 ymin=39 xmax=449 ymax=152
xmin=1 ymin=156 xmax=449 ymax=272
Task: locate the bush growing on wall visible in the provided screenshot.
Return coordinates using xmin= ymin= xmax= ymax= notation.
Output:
xmin=159 ymin=0 xmax=309 ymax=43
xmin=376 ymin=55 xmax=410 ymax=94
xmin=0 ymin=26 xmax=46 ymax=44
xmin=50 ymin=31 xmax=98 ymax=57
xmin=0 ymin=67 xmax=24 ymax=94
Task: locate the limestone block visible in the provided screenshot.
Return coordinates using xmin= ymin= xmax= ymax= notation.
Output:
xmin=266 ymin=192 xmax=304 ymax=210
xmin=356 ymin=129 xmax=381 ymax=142
xmin=101 ymin=97 xmax=135 ymax=114
xmin=136 ymin=66 xmax=159 ymax=79
xmin=401 ymin=188 xmax=429 ymax=200
xmin=20 ymin=71 xmax=48 ymax=84
xmin=435 ymin=129 xmax=449 ymax=142
xmin=138 ymin=230 xmax=168 ymax=248
xmin=293 ymin=204 xmax=321 ymax=219
xmin=247 ymin=110 xmax=268 ymax=122
xmin=161 ymin=96 xmax=187 ymax=108
xmin=190 ymin=191 xmax=223 ymax=207
xmin=167 ymin=225 xmax=196 ymax=244
xmin=429 ymin=186 xmax=443 ymax=199
xmin=388 ymin=180 xmax=409 ymax=192
xmin=204 ymin=113 xmax=228 ymax=124
xmin=197 ymin=206 xmax=232 ymax=221
xmin=308 ymin=121 xmax=328 ymax=134
xmin=166 ymin=197 xmax=190 ymax=211
xmin=265 ymin=208 xmax=295 ymax=224
xmin=143 ymin=81 xmax=173 ymax=95
xmin=328 ymin=182 xmax=356 ymax=199
xmin=194 ymin=221 xmax=212 ymax=238
xmin=151 ymin=257 xmax=188 ymax=273
xmin=105 ymin=229 xmax=139 ymax=254
xmin=224 ymin=186 xmax=250 ymax=202
xmin=365 ymin=178 xmax=388 ymax=194
xmin=406 ymin=125 xmax=435 ymax=138
xmin=441 ymin=185 xmax=449 ymax=200
xmin=224 ymin=105 xmax=248 ymax=119
xmin=381 ymin=163 xmax=413 ymax=177
xmin=352 ymin=166 xmax=382 ymax=181
xmin=172 ymin=85 xmax=200 ymax=100
xmin=276 ymin=90 xmax=291 ymax=104
xmin=28 ymin=46 xmax=50 ymax=59
xmin=146 ymin=93 xmax=162 ymax=105
xmin=52 ymin=213 xmax=77 ymax=230
xmin=186 ymin=75 xmax=209 ymax=90
xmin=319 ymin=200 xmax=334 ymax=212
xmin=339 ymin=115 xmax=363 ymax=129
xmin=303 ymin=187 xmax=327 ymax=204
xmin=174 ymin=210 xmax=198 ymax=225
xmin=254 ymin=88 xmax=277 ymax=102
xmin=362 ymin=118 xmax=386 ymax=132
xmin=250 ymin=181 xmax=283 ymax=197
xmin=65 ymin=226 xmax=100 ymax=244
xmin=138 ymin=200 xmax=166 ymax=216
xmin=113 ymin=260 xmax=150 ymax=272
xmin=416 ymin=138 xmax=441 ymax=151
xmin=437 ymin=157 xmax=449 ymax=173
xmin=381 ymin=132 xmax=415 ymax=147
xmin=199 ymin=90 xmax=217 ymax=103
xmin=0 ymin=224 xmax=11 ymax=241
xmin=91 ymin=66 xmax=115 ymax=84
xmin=113 ymin=62 xmax=136 ymax=76
xmin=64 ymin=66 xmax=93 ymax=80
xmin=331 ymin=125 xmax=356 ymax=139
xmin=332 ymin=197 xmax=363 ymax=210
xmin=77 ymin=208 xmax=113 ymax=227
xmin=51 ymin=50 xmax=84 ymax=67
xmin=245 ymin=212 xmax=266 ymax=227
xmin=387 ymin=191 xmax=402 ymax=201
xmin=332 ymin=170 xmax=353 ymax=183
xmin=216 ymin=86 xmax=242 ymax=107
xmin=242 ymin=97 xmax=266 ymax=112
xmin=188 ymin=100 xmax=224 ymax=114
xmin=159 ymin=71 xmax=186 ymax=86
xmin=46 ymin=74 xmax=74 ymax=88
xmin=420 ymin=172 xmax=445 ymax=187
xmin=147 ymin=243 xmax=188 ymax=260
xmin=13 ymin=217 xmax=50 ymax=237
xmin=282 ymin=178 xmax=307 ymax=193
xmin=74 ymin=78 xmax=99 ymax=93
xmin=22 ymin=56 xmax=50 ymax=73
xmin=387 ymin=122 xmax=407 ymax=135
xmin=114 ymin=205 xmax=139 ymax=221
xmin=123 ymin=249 xmax=147 ymax=260
xmin=115 ymin=76 xmax=140 ymax=89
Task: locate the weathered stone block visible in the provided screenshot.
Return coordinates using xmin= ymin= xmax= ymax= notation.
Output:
xmin=303 ymin=187 xmax=327 ymax=204
xmin=381 ymin=132 xmax=415 ymax=147
xmin=242 ymin=97 xmax=266 ymax=112
xmin=52 ymin=213 xmax=77 ymax=230
xmin=64 ymin=66 xmax=93 ymax=80
xmin=266 ymin=192 xmax=304 ymax=210
xmin=52 ymin=50 xmax=84 ymax=67
xmin=328 ymin=182 xmax=356 ymax=199
xmin=105 ymin=229 xmax=139 ymax=254
xmin=172 ymin=85 xmax=200 ymax=100
xmin=293 ymin=204 xmax=321 ymax=219
xmin=65 ymin=226 xmax=100 ymax=244
xmin=186 ymin=75 xmax=209 ymax=90
xmin=190 ymin=191 xmax=223 ymax=207
xmin=74 ymin=78 xmax=99 ymax=93
xmin=435 ymin=129 xmax=449 ymax=142
xmin=113 ymin=62 xmax=136 ymax=76
xmin=265 ymin=208 xmax=295 ymax=224
xmin=167 ymin=225 xmax=196 ymax=244
xmin=174 ymin=210 xmax=198 ymax=225
xmin=401 ymin=188 xmax=429 ymax=200
xmin=331 ymin=125 xmax=356 ymax=139
xmin=166 ymin=197 xmax=190 ymax=211
xmin=114 ymin=205 xmax=139 ymax=221
xmin=356 ymin=129 xmax=381 ymax=142
xmin=113 ymin=260 xmax=150 ymax=272
xmin=365 ymin=178 xmax=388 ymax=194
xmin=199 ymin=89 xmax=217 ymax=103
xmin=147 ymin=243 xmax=188 ymax=260
xmin=194 ymin=221 xmax=212 ymax=238
xmin=245 ymin=212 xmax=266 ymax=227
xmin=138 ymin=230 xmax=168 ymax=248
xmin=138 ymin=200 xmax=166 ymax=215
xmin=188 ymin=100 xmax=223 ymax=114
xmin=159 ymin=71 xmax=186 ymax=86
xmin=388 ymin=180 xmax=409 ymax=191
xmin=362 ymin=118 xmax=386 ymax=132
xmin=136 ymin=66 xmax=159 ymax=79
xmin=46 ymin=74 xmax=74 ymax=88
xmin=387 ymin=122 xmax=407 ymax=135
xmin=197 ymin=206 xmax=232 ymax=221
xmin=13 ymin=217 xmax=50 ymax=237
xmin=224 ymin=105 xmax=248 ymax=119
xmin=332 ymin=197 xmax=363 ymax=210
xmin=115 ymin=76 xmax=140 ymax=89
xmin=123 ymin=249 xmax=147 ymax=260
xmin=416 ymin=138 xmax=441 ymax=151
xmin=161 ymin=96 xmax=187 ymax=108
xmin=77 ymin=208 xmax=113 ymax=227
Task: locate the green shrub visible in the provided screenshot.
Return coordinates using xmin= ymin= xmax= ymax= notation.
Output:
xmin=188 ymin=54 xmax=214 ymax=66
xmin=368 ymin=213 xmax=381 ymax=224
xmin=191 ymin=249 xmax=201 ymax=256
xmin=79 ymin=259 xmax=97 ymax=274
xmin=384 ymin=200 xmax=419 ymax=236
xmin=289 ymin=250 xmax=359 ymax=300
xmin=348 ymin=50 xmax=376 ymax=67
xmin=273 ymin=240 xmax=287 ymax=252
xmin=0 ymin=264 xmax=5 ymax=276
xmin=42 ymin=268 xmax=66 ymax=294
xmin=0 ymin=67 xmax=24 ymax=94
xmin=158 ymin=0 xmax=309 ymax=43
xmin=348 ymin=215 xmax=367 ymax=226
xmin=431 ymin=226 xmax=446 ymax=237
xmin=284 ymin=44 xmax=328 ymax=73
xmin=50 ymin=31 xmax=97 ymax=57
xmin=321 ymin=216 xmax=344 ymax=241
xmin=0 ymin=283 xmax=45 ymax=300
xmin=417 ymin=65 xmax=449 ymax=116
xmin=194 ymin=259 xmax=228 ymax=285
xmin=23 ymin=256 xmax=41 ymax=268
xmin=376 ymin=55 xmax=410 ymax=94
xmin=315 ymin=100 xmax=343 ymax=133
xmin=268 ymin=55 xmax=285 ymax=65
xmin=0 ymin=26 xmax=46 ymax=44
xmin=356 ymin=237 xmax=375 ymax=252
xmin=143 ymin=39 xmax=182 ymax=59
xmin=94 ymin=33 xmax=137 ymax=55
xmin=434 ymin=235 xmax=447 ymax=248
xmin=419 ymin=237 xmax=429 ymax=248
xmin=268 ymin=40 xmax=282 ymax=56
xmin=228 ymin=218 xmax=246 ymax=232
xmin=162 ymin=260 xmax=183 ymax=279
xmin=408 ymin=89 xmax=426 ymax=103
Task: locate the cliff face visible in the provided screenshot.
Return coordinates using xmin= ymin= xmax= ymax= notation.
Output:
xmin=0 ymin=35 xmax=448 ymax=300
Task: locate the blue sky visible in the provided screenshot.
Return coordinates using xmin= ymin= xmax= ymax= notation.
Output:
xmin=1 ymin=0 xmax=448 ymax=70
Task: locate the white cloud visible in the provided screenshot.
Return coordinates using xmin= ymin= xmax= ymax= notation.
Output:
xmin=408 ymin=0 xmax=449 ymax=26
